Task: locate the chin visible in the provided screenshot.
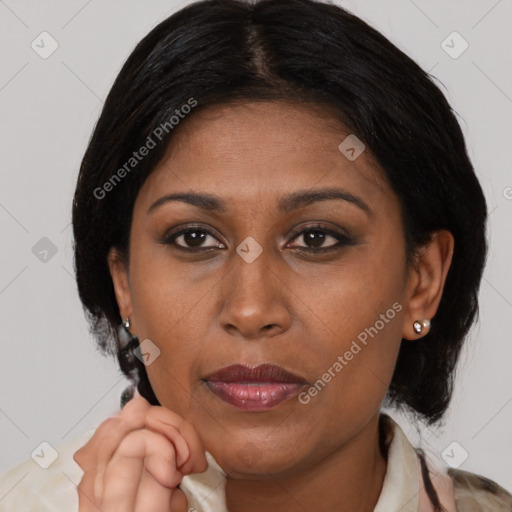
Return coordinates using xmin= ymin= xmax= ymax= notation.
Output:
xmin=209 ymin=438 xmax=307 ymax=479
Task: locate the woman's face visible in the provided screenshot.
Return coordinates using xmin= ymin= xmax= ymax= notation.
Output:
xmin=108 ymin=101 xmax=449 ymax=477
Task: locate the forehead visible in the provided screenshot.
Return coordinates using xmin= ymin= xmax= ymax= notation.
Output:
xmin=136 ymin=101 xmax=392 ymax=212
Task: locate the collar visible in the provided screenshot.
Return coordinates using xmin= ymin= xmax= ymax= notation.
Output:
xmin=374 ymin=414 xmax=422 ymax=512
xmin=375 ymin=415 xmax=457 ymax=512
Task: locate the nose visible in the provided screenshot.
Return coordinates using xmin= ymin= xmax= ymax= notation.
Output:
xmin=218 ymin=245 xmax=292 ymax=341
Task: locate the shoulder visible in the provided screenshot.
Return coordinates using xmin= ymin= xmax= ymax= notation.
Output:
xmin=0 ymin=429 xmax=95 ymax=512
xmin=449 ymin=468 xmax=512 ymax=512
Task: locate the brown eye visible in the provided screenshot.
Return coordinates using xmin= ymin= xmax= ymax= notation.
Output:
xmin=163 ymin=226 xmax=225 ymax=250
xmin=287 ymin=225 xmax=353 ymax=252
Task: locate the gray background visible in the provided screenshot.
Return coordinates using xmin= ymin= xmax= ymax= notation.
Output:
xmin=0 ymin=0 xmax=511 ymax=491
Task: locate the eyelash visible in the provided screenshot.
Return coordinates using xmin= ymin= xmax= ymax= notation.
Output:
xmin=161 ymin=223 xmax=354 ymax=254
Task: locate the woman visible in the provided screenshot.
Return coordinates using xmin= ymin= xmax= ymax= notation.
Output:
xmin=0 ymin=0 xmax=510 ymax=510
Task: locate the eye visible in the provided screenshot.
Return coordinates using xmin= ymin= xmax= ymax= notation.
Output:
xmin=162 ymin=225 xmax=225 ymax=251
xmin=287 ymin=224 xmax=352 ymax=252
xmin=162 ymin=223 xmax=353 ymax=253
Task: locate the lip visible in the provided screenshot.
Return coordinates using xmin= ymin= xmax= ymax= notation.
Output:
xmin=204 ymin=364 xmax=307 ymax=412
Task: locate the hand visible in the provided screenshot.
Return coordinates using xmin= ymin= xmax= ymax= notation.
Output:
xmin=73 ymin=390 xmax=208 ymax=511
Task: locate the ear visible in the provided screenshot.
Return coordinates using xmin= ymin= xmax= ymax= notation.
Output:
xmin=107 ymin=247 xmax=136 ymax=334
xmin=402 ymin=230 xmax=454 ymax=340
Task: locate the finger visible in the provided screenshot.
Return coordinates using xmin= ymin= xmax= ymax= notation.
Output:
xmin=133 ymin=469 xmax=173 ymax=512
xmin=75 ymin=415 xmax=146 ymax=501
xmin=74 ymin=393 xmax=151 ymax=469
xmin=75 ymin=394 xmax=153 ymax=499
xmin=93 ymin=402 xmax=192 ymax=498
xmin=175 ymin=419 xmax=208 ymax=474
xmin=93 ymin=415 xmax=204 ymax=502
xmin=101 ymin=429 xmax=183 ymax=510
xmin=144 ymin=409 xmax=191 ymax=467
xmin=76 ymin=468 xmax=102 ymax=512
xmin=169 ymin=487 xmax=190 ymax=512
xmin=143 ymin=406 xmax=208 ymax=474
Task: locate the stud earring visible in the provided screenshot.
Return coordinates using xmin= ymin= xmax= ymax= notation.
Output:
xmin=118 ymin=317 xmax=134 ymax=349
xmin=413 ymin=319 xmax=431 ymax=335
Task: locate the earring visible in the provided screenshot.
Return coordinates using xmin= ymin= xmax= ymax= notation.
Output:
xmin=118 ymin=317 xmax=134 ymax=349
xmin=413 ymin=319 xmax=431 ymax=335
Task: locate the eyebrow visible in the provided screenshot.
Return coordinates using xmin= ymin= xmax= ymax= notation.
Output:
xmin=147 ymin=187 xmax=371 ymax=217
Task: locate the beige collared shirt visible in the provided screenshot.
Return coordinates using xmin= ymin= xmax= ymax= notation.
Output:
xmin=1 ymin=415 xmax=510 ymax=511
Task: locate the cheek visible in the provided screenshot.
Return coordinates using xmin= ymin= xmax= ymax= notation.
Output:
xmin=298 ymin=237 xmax=405 ymax=338
xmin=129 ymin=237 xmax=219 ymax=337
xmin=126 ymin=253 xmax=212 ymax=409
xmin=293 ymin=240 xmax=406 ymax=410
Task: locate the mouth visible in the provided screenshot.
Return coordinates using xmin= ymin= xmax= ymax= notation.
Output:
xmin=203 ymin=364 xmax=308 ymax=412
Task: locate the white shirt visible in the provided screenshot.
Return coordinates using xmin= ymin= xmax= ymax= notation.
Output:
xmin=0 ymin=414 xmax=495 ymax=511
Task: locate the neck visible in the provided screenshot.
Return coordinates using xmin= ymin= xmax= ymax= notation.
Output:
xmin=225 ymin=413 xmax=387 ymax=512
